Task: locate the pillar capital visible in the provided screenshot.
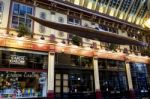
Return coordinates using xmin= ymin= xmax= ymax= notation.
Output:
xmin=93 ymin=57 xmax=98 ymax=60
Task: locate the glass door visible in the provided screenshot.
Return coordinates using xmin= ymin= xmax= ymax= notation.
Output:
xmin=55 ymin=73 xmax=69 ymax=99
xmin=69 ymin=73 xmax=94 ymax=99
xmin=99 ymin=71 xmax=128 ymax=99
xmin=54 ymin=71 xmax=95 ymax=99
xmin=98 ymin=59 xmax=129 ymax=99
xmin=130 ymin=63 xmax=149 ymax=99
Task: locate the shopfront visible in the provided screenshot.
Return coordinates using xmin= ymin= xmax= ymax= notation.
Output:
xmin=0 ymin=49 xmax=48 ymax=98
xmin=54 ymin=53 xmax=95 ymax=99
xmin=130 ymin=63 xmax=149 ymax=99
xmin=0 ymin=71 xmax=47 ymax=98
xmin=98 ymin=59 xmax=129 ymax=99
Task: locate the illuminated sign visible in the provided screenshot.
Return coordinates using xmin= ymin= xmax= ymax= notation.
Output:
xmin=9 ymin=55 xmax=26 ymax=65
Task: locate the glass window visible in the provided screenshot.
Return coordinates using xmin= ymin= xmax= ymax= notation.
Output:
xmin=55 ymin=53 xmax=93 ymax=68
xmin=0 ymin=1 xmax=3 ymax=12
xmin=11 ymin=2 xmax=33 ymax=29
xmin=20 ymin=5 xmax=26 ymax=16
xmin=39 ymin=12 xmax=46 ymax=33
xmin=130 ymin=63 xmax=149 ymax=98
xmin=40 ymin=12 xmax=46 ymax=19
xmin=0 ymin=1 xmax=3 ymax=23
xmin=0 ymin=71 xmax=47 ymax=98
xmin=13 ymin=3 xmax=19 ymax=15
xmin=58 ymin=17 xmax=64 ymax=23
xmin=39 ymin=25 xmax=46 ymax=33
xmin=26 ymin=7 xmax=32 ymax=15
xmin=0 ymin=50 xmax=48 ymax=69
xmin=67 ymin=17 xmax=81 ymax=25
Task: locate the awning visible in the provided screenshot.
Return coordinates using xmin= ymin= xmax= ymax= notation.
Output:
xmin=28 ymin=15 xmax=148 ymax=46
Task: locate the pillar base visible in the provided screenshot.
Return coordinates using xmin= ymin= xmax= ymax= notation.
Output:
xmin=96 ymin=89 xmax=102 ymax=99
xmin=47 ymin=90 xmax=54 ymax=99
xmin=129 ymin=90 xmax=136 ymax=99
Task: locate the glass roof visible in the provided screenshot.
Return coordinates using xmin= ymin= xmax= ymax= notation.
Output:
xmin=63 ymin=0 xmax=149 ymax=26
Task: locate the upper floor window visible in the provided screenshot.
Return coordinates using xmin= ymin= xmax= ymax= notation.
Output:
xmin=0 ymin=1 xmax=3 ymax=12
xmin=58 ymin=17 xmax=64 ymax=23
xmin=39 ymin=12 xmax=46 ymax=33
xmin=0 ymin=1 xmax=4 ymax=23
xmin=11 ymin=2 xmax=33 ymax=29
xmin=40 ymin=12 xmax=46 ymax=19
xmin=67 ymin=17 xmax=81 ymax=25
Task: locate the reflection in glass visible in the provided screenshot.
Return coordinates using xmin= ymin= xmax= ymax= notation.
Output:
xmin=130 ymin=63 xmax=149 ymax=98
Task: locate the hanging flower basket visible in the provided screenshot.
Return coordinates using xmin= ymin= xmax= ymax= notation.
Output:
xmin=49 ymin=34 xmax=56 ymax=42
xmin=16 ymin=24 xmax=31 ymax=37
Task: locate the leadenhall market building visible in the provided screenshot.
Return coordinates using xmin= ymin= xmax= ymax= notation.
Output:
xmin=0 ymin=0 xmax=150 ymax=99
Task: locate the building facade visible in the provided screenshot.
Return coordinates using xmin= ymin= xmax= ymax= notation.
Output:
xmin=0 ymin=0 xmax=150 ymax=99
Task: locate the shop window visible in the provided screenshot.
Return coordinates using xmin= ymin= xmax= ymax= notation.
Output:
xmin=0 ymin=71 xmax=47 ymax=98
xmin=69 ymin=73 xmax=94 ymax=93
xmin=55 ymin=53 xmax=93 ymax=68
xmin=130 ymin=63 xmax=149 ymax=98
xmin=0 ymin=50 xmax=48 ymax=69
xmin=99 ymin=71 xmax=128 ymax=98
xmin=98 ymin=59 xmax=107 ymax=69
xmin=11 ymin=2 xmax=33 ymax=29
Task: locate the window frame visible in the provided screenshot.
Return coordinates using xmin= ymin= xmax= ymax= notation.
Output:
xmin=10 ymin=2 xmax=33 ymax=29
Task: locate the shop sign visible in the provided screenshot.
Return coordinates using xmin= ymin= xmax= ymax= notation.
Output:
xmin=9 ymin=55 xmax=26 ymax=65
xmin=0 ymin=72 xmax=38 ymax=78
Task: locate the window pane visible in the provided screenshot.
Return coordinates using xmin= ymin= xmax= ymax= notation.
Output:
xmin=11 ymin=3 xmax=33 ymax=29
xmin=13 ymin=3 xmax=19 ymax=15
xmin=40 ymin=12 xmax=46 ymax=19
xmin=68 ymin=17 xmax=74 ymax=23
xmin=19 ymin=17 xmax=25 ymax=24
xmin=12 ymin=16 xmax=18 ymax=25
xmin=0 ymin=2 xmax=3 ymax=12
xmin=26 ymin=19 xmax=31 ymax=27
xmin=19 ymin=5 xmax=26 ymax=16
xmin=27 ymin=7 xmax=32 ymax=14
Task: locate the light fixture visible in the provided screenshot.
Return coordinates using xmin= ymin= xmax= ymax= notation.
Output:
xmin=40 ymin=35 xmax=45 ymax=40
xmin=61 ymin=39 xmax=66 ymax=44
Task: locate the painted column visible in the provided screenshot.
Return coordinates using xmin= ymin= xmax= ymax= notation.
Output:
xmin=93 ymin=57 xmax=102 ymax=99
xmin=125 ymin=62 xmax=136 ymax=99
xmin=47 ymin=52 xmax=55 ymax=99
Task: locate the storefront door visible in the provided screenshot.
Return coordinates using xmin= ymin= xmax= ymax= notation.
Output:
xmin=55 ymin=73 xmax=69 ymax=99
xmin=130 ymin=63 xmax=149 ymax=99
xmin=99 ymin=71 xmax=129 ymax=99
xmin=54 ymin=71 xmax=95 ymax=99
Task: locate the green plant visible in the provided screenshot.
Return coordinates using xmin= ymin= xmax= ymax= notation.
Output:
xmin=141 ymin=48 xmax=150 ymax=57
xmin=108 ymin=43 xmax=118 ymax=52
xmin=16 ymin=24 xmax=31 ymax=37
xmin=71 ymin=35 xmax=81 ymax=46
